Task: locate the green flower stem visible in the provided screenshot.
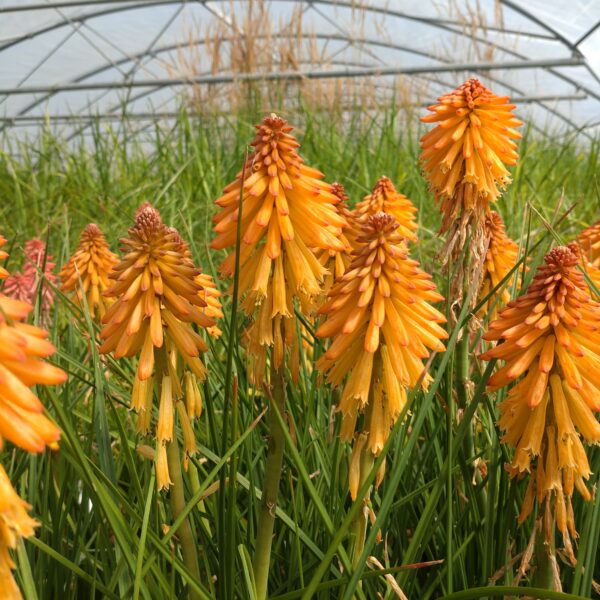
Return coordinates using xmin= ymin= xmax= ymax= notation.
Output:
xmin=253 ymin=360 xmax=287 ymax=600
xmin=167 ymin=431 xmax=202 ymax=600
xmin=533 ymin=517 xmax=557 ymax=593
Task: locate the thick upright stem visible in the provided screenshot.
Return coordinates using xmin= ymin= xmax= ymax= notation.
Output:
xmin=445 ymin=353 xmax=454 ymax=594
xmin=533 ymin=515 xmax=558 ymax=593
xmin=253 ymin=361 xmax=286 ymax=600
xmin=456 ymin=333 xmax=474 ymax=461
xmin=167 ymin=433 xmax=202 ymax=600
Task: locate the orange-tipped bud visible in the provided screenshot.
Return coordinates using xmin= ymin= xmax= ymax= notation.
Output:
xmin=481 ymin=245 xmax=600 ymax=546
xmin=316 ymin=212 xmax=447 ymax=457
xmin=60 ymin=224 xmax=119 ymax=319
xmin=331 ymin=182 xmax=349 ymax=204
xmin=420 ymin=79 xmax=522 ymax=232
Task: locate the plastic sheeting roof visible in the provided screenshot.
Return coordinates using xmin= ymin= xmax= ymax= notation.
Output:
xmin=1 ymin=0 xmax=600 ymax=142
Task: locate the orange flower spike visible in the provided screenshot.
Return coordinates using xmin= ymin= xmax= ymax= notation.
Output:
xmin=212 ymin=113 xmax=345 ymax=282
xmin=0 ymin=465 xmax=39 ymax=599
xmin=99 ymin=205 xmax=213 ymax=490
xmin=420 ymin=79 xmax=522 ymax=232
xmin=99 ymin=204 xmax=213 ymax=380
xmin=480 ymin=245 xmax=600 ymax=548
xmin=354 ymin=176 xmax=418 ymax=243
xmin=60 ymin=224 xmax=119 ymax=319
xmin=577 ymin=219 xmax=600 ymax=266
xmin=478 ymin=211 xmax=528 ymax=322
xmin=316 ymin=212 xmax=447 ymax=456
xmin=211 ymin=114 xmax=347 ymax=382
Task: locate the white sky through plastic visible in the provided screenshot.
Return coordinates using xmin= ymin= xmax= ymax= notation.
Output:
xmin=1 ymin=0 xmax=600 ymax=143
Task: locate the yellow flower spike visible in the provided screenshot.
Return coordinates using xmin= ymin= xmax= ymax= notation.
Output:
xmin=99 ymin=204 xmax=213 ymax=490
xmin=211 ymin=114 xmax=347 ymax=383
xmin=420 ymin=80 xmax=522 ymax=314
xmin=99 ymin=204 xmax=213 ymax=381
xmin=0 ymin=238 xmax=65 ymax=454
xmin=478 ymin=211 xmax=528 ymax=322
xmin=316 ymin=212 xmax=447 ymax=473
xmin=0 ymin=465 xmax=39 ymax=599
xmin=481 ymin=245 xmax=600 ymax=553
xmin=354 ymin=176 xmax=418 ymax=243
xmin=420 ymin=79 xmax=522 ymax=233
xmin=59 ymin=223 xmax=119 ymax=320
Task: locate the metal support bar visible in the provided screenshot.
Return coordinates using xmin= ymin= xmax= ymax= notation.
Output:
xmin=0 ymin=0 xmax=572 ymax=45
xmin=0 ymin=94 xmax=589 ymax=124
xmin=0 ymin=0 xmax=163 ymax=12
xmin=0 ymin=57 xmax=585 ymax=96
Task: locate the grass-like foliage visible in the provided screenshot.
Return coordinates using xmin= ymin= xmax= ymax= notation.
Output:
xmin=1 ymin=106 xmax=599 ymax=599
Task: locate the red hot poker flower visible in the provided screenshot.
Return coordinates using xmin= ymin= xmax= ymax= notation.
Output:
xmin=481 ymin=245 xmax=600 ymax=555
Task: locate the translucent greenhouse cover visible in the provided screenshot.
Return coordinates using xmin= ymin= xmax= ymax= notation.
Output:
xmin=2 ymin=0 xmax=600 ymax=143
